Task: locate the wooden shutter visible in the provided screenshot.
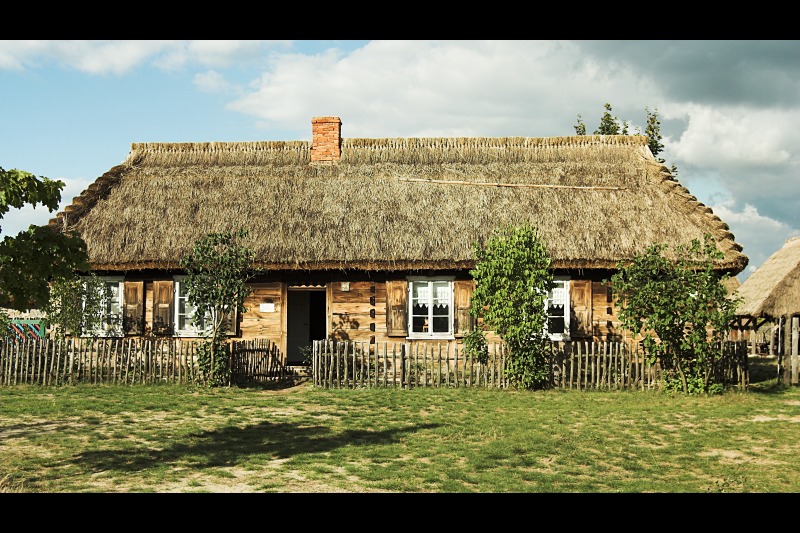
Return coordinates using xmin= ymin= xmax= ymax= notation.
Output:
xmin=570 ymin=280 xmax=593 ymax=338
xmin=385 ymin=280 xmax=408 ymax=337
xmin=123 ymin=281 xmax=144 ymax=335
xmin=453 ymin=280 xmax=475 ymax=337
xmin=152 ymin=280 xmax=174 ymax=336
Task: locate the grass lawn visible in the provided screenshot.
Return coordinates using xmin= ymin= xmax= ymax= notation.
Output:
xmin=1 ymin=356 xmax=797 ymax=493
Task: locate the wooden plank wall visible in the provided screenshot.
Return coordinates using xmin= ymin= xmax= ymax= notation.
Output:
xmin=590 ymin=281 xmax=629 ymax=342
xmin=240 ymin=283 xmax=284 ymax=340
xmin=329 ymin=281 xmax=386 ymax=344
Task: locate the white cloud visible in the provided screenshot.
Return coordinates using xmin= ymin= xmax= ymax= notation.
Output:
xmin=227 ymin=40 xmax=666 ymax=139
xmin=193 ymin=70 xmax=237 ymax=94
xmin=0 ymin=40 xmax=291 ymax=75
xmin=51 ymin=41 xmax=180 ymax=75
xmin=710 ymin=199 xmax=800 ymax=280
xmin=0 ymin=40 xmax=52 ymax=69
xmin=667 ymin=104 xmax=796 ymax=168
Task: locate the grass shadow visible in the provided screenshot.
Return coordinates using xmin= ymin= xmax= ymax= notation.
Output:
xmin=72 ymin=421 xmax=441 ymax=473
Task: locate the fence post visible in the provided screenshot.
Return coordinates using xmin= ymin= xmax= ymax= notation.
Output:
xmin=401 ymin=342 xmax=406 ymax=388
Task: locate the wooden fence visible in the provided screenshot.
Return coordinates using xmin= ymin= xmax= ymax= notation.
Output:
xmin=0 ymin=337 xmax=293 ymax=387
xmin=311 ymin=339 xmax=750 ymax=391
xmin=0 ymin=336 xmax=749 ymax=391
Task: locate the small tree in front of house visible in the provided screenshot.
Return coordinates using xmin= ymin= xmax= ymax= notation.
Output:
xmin=43 ymin=273 xmax=111 ymax=339
xmin=467 ymin=224 xmax=555 ymax=390
xmin=609 ymin=234 xmax=741 ymax=395
xmin=179 ymin=230 xmax=255 ymax=386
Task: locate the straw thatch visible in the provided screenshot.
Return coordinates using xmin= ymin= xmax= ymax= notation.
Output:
xmin=49 ymin=133 xmax=747 ymax=273
xmin=723 ymin=275 xmax=741 ymax=296
xmin=734 ymin=236 xmax=800 ymax=318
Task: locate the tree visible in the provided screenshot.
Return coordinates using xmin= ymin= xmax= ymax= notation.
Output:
xmin=179 ymin=230 xmax=255 ymax=386
xmin=573 ymin=114 xmax=587 ymax=136
xmin=595 ymin=103 xmax=622 ymax=135
xmin=43 ymin=273 xmax=111 ymax=339
xmin=0 ymin=167 xmax=90 ymax=313
xmin=609 ymin=234 xmax=741 ymax=395
xmin=467 ymin=224 xmax=554 ymax=390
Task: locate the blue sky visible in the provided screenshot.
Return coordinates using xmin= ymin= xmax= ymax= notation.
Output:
xmin=1 ymin=40 xmax=798 ymax=282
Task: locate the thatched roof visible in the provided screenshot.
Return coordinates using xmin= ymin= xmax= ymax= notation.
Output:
xmin=734 ymin=236 xmax=800 ymax=318
xmin=723 ymin=275 xmax=741 ymax=296
xmin=50 ymin=130 xmax=747 ymax=273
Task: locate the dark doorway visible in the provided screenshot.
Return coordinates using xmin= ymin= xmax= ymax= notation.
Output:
xmin=286 ymin=289 xmax=327 ymax=365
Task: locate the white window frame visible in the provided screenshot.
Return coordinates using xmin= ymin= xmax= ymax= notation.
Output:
xmin=83 ymin=276 xmax=124 ymax=337
xmin=545 ymin=276 xmax=570 ymax=341
xmin=173 ymin=276 xmax=212 ymax=337
xmin=407 ymin=276 xmax=455 ymax=340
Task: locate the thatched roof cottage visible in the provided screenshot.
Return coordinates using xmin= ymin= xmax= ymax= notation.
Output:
xmin=50 ymin=116 xmax=748 ymax=363
xmin=733 ymin=236 xmax=800 ymax=371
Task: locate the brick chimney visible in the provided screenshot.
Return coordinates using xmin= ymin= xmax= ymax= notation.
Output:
xmin=310 ymin=116 xmax=342 ymax=163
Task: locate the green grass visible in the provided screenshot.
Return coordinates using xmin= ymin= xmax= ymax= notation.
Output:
xmin=0 ymin=357 xmax=797 ymax=493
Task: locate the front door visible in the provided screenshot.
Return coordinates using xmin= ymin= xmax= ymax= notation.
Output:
xmin=286 ymin=288 xmax=327 ymax=365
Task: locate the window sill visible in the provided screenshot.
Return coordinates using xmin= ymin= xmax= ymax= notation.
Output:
xmin=174 ymin=331 xmax=211 ymax=338
xmin=407 ymin=334 xmax=456 ymax=341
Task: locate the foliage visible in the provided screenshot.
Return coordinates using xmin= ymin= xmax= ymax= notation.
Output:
xmin=462 ymin=327 xmax=489 ymax=364
xmin=0 ymin=312 xmax=10 ymax=339
xmin=195 ymin=338 xmax=231 ymax=387
xmin=468 ymin=224 xmax=554 ymax=389
xmin=573 ymin=115 xmax=587 ymax=135
xmin=0 ymin=166 xmax=90 ymax=314
xmin=594 ymin=103 xmax=627 ymax=135
xmin=609 ymin=234 xmax=741 ymax=395
xmin=179 ymin=230 xmax=255 ymax=386
xmin=644 ymin=106 xmax=665 ymax=160
xmin=43 ymin=274 xmax=111 ymax=338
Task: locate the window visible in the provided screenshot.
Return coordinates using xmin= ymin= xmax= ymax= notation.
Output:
xmin=83 ymin=276 xmax=124 ymax=337
xmin=408 ymin=277 xmax=454 ymax=339
xmin=173 ymin=277 xmax=210 ymax=337
xmin=545 ymin=277 xmax=570 ymax=341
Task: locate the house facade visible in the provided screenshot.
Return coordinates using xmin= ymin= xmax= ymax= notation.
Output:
xmin=50 ymin=117 xmax=748 ymax=364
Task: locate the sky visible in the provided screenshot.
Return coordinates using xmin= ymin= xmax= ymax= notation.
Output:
xmin=1 ymin=40 xmax=798 ymax=283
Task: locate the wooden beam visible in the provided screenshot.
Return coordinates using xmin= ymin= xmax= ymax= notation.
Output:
xmin=397 ymin=177 xmax=626 ymax=190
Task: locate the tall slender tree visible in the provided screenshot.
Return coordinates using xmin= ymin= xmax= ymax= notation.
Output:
xmin=467 ymin=224 xmax=555 ymax=390
xmin=179 ymin=229 xmax=255 ymax=386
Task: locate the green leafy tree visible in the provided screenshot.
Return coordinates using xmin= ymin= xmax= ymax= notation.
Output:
xmin=468 ymin=224 xmax=554 ymax=389
xmin=43 ymin=273 xmax=110 ymax=339
xmin=179 ymin=230 xmax=255 ymax=386
xmin=573 ymin=114 xmax=587 ymax=135
xmin=595 ymin=102 xmax=622 ymax=135
xmin=0 ymin=167 xmax=90 ymax=314
xmin=644 ymin=106 xmax=665 ymax=161
xmin=609 ymin=234 xmax=741 ymax=395
xmin=643 ymin=106 xmax=679 ymax=176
